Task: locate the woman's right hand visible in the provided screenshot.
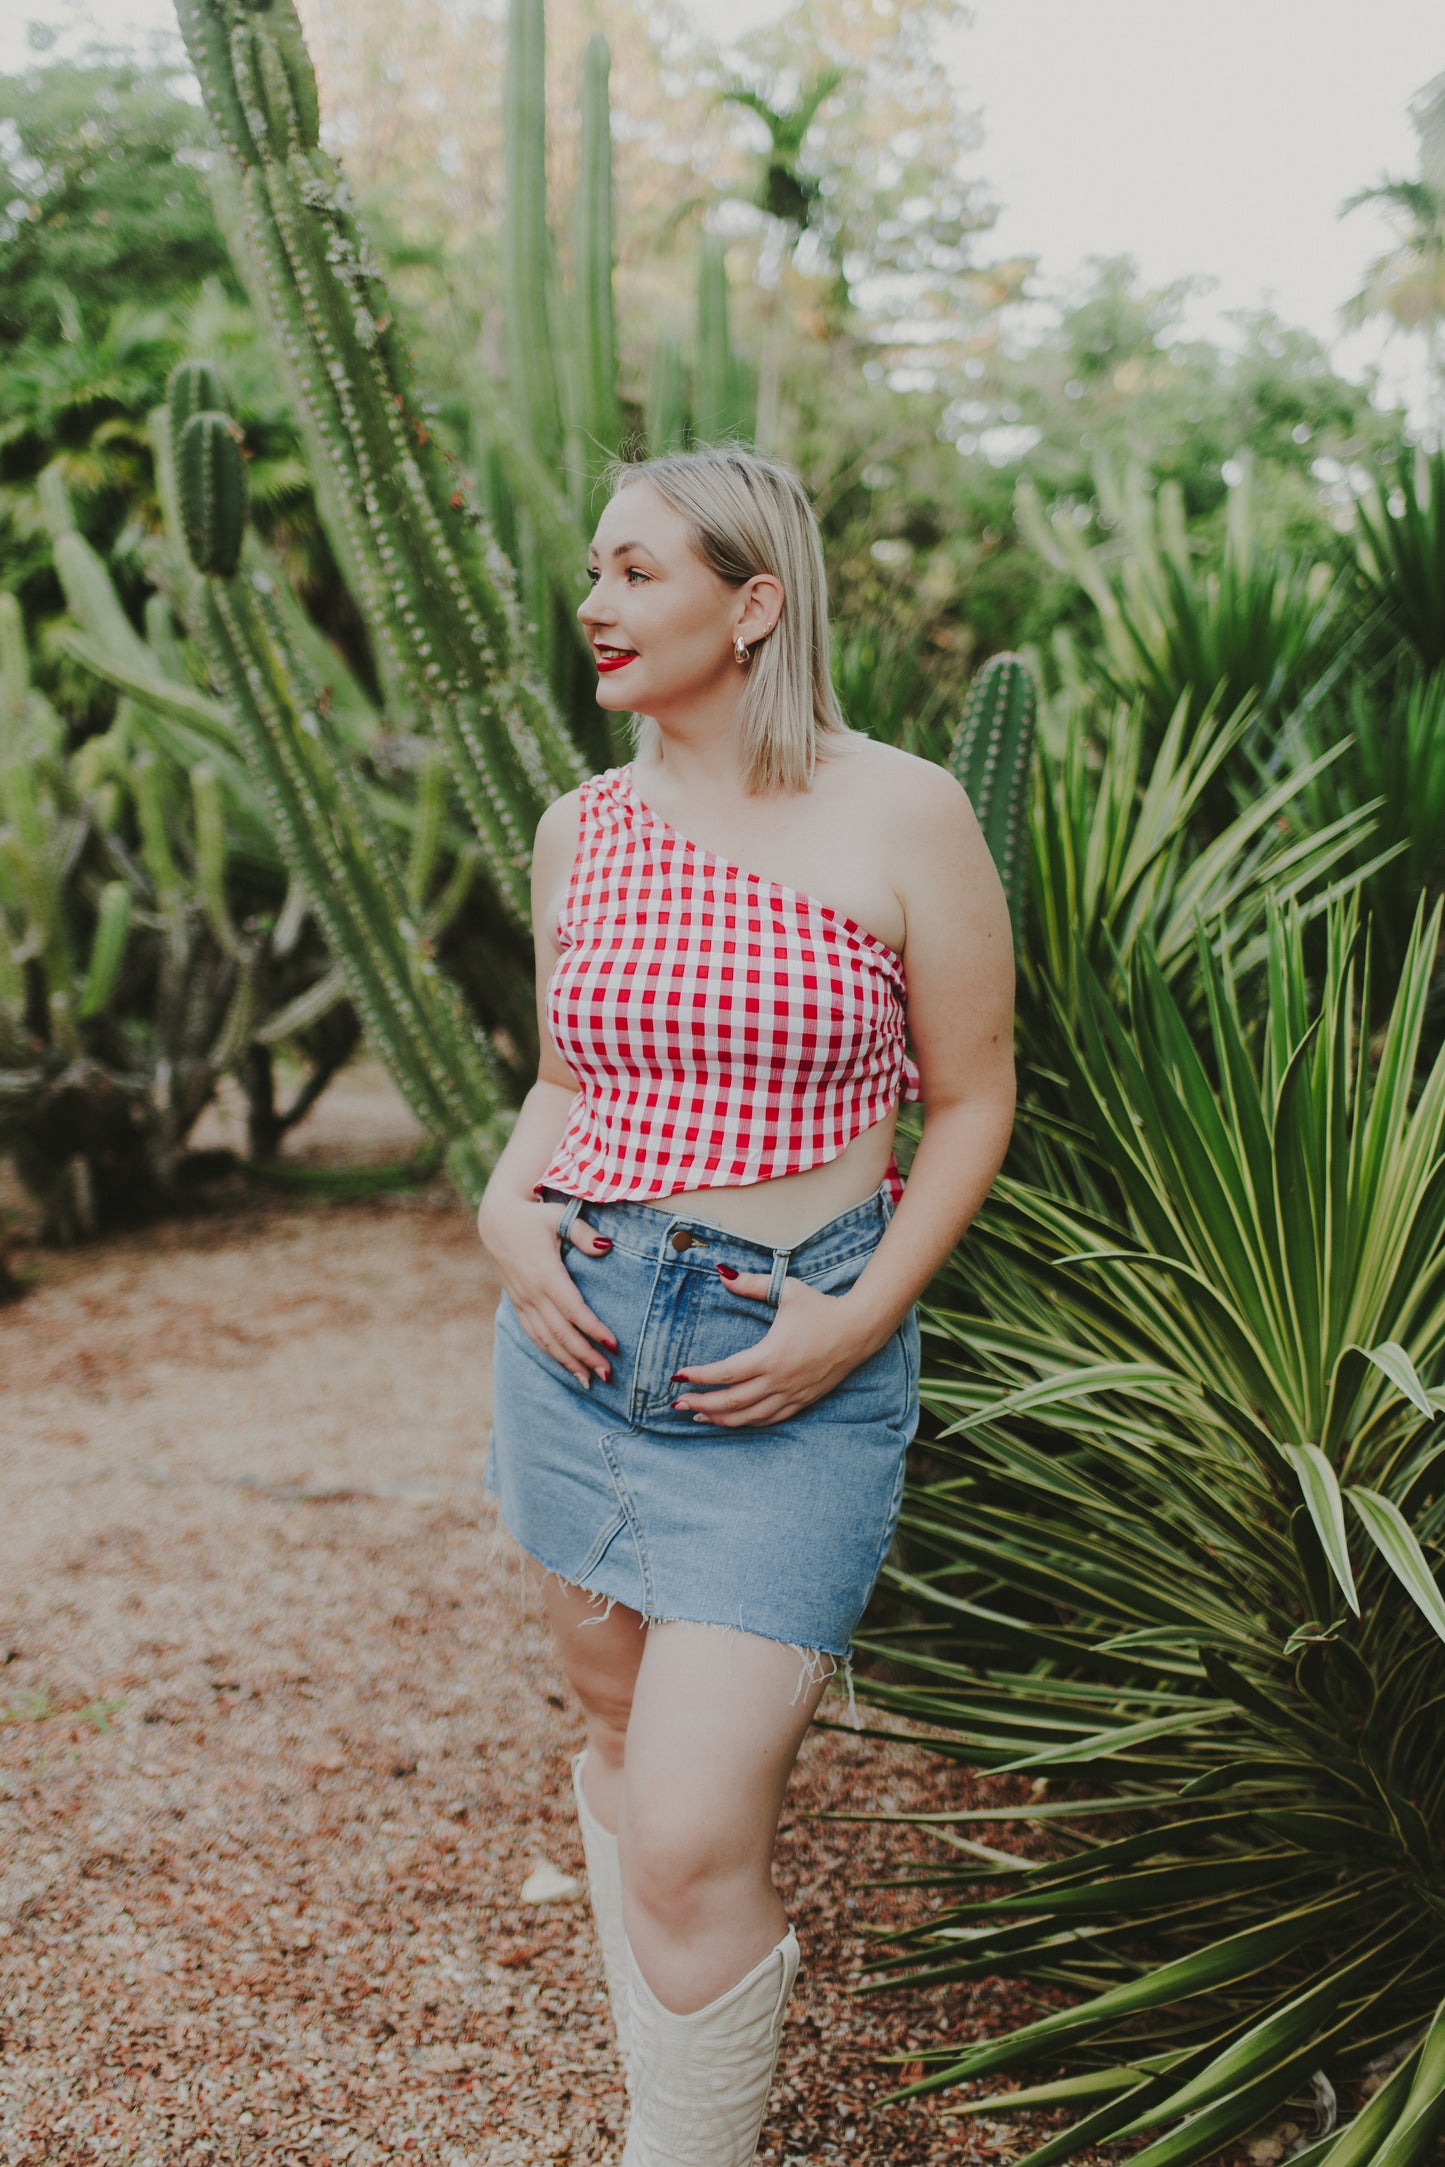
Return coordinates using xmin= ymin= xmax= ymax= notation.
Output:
xmin=477 ymin=1192 xmax=618 ymax=1389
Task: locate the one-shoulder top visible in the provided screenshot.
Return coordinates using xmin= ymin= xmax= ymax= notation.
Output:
xmin=535 ymin=763 xmax=922 ymax=1206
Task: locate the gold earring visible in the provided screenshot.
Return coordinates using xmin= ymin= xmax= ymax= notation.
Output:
xmin=733 ymin=635 xmax=749 ymax=666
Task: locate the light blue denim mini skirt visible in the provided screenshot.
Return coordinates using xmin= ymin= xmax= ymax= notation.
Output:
xmin=484 ymin=1178 xmax=921 ymax=1663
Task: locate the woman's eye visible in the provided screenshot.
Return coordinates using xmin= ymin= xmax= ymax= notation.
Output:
xmin=585 ymin=567 xmax=600 ymax=584
xmin=626 ymin=567 xmax=649 ymax=585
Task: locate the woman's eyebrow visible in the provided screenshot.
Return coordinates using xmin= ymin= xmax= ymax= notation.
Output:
xmin=586 ymin=540 xmax=659 ymax=565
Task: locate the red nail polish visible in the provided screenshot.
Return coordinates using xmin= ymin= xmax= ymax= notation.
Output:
xmin=601 ymin=1365 xmax=611 ymax=1382
xmin=672 ymin=1399 xmax=686 ymax=1409
xmin=716 ymin=1263 xmax=738 ymax=1280
xmin=596 ymin=1238 xmax=612 ymax=1251
xmin=671 ymin=1372 xmax=687 ymax=1381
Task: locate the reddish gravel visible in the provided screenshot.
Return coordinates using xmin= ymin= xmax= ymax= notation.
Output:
xmin=0 ymin=1062 xmax=1119 ymax=2166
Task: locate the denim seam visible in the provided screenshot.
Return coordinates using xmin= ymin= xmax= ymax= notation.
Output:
xmin=574 ymin=1503 xmax=627 ymax=1582
xmin=596 ymin=1430 xmax=655 ymax=1610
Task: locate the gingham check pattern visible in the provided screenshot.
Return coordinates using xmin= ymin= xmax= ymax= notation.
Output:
xmin=537 ymin=764 xmax=922 ymax=1207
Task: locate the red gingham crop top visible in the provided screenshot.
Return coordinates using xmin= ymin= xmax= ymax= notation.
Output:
xmin=536 ymin=762 xmax=922 ymax=1206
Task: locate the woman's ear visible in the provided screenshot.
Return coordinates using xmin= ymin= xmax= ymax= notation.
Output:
xmin=737 ymin=572 xmax=785 ymax=643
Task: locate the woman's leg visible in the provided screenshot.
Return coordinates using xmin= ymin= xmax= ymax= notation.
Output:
xmin=619 ymin=1622 xmax=830 ymax=2013
xmin=530 ymin=1558 xmax=646 ymax=1828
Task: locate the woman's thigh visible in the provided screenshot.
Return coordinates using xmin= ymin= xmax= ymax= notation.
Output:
xmin=620 ymin=1621 xmax=831 ymax=1886
xmin=528 ymin=1553 xmax=647 ymax=1737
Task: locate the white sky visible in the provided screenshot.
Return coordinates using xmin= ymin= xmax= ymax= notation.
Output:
xmin=5 ymin=0 xmax=1441 ymax=421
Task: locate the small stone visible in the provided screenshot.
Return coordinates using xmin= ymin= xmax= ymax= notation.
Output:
xmin=520 ymin=1861 xmax=582 ymax=1906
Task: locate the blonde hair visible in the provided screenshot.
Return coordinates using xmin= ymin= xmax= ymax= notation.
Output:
xmin=604 ymin=446 xmax=850 ymax=796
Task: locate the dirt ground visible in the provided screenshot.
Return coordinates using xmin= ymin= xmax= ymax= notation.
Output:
xmin=0 ymin=1061 xmax=1093 ymax=2167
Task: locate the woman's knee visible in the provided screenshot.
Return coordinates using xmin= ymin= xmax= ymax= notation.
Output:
xmin=620 ymin=1795 xmax=752 ymax=1930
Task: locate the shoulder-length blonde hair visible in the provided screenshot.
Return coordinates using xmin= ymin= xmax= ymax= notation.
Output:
xmin=604 ymin=446 xmax=849 ymax=796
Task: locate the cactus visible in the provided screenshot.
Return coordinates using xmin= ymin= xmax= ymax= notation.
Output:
xmin=573 ymin=34 xmax=620 ymax=499
xmin=171 ymin=0 xmax=584 ymax=850
xmin=167 ymin=358 xmax=231 ymax=444
xmin=695 ymin=237 xmax=755 ymax=444
xmin=177 ymin=410 xmax=249 ymax=577
xmin=948 ymin=652 xmax=1038 ymax=943
xmin=0 ymin=473 xmax=462 ymax=1232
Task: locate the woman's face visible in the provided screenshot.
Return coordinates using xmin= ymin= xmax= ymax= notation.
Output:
xmin=578 ymin=481 xmax=777 ymax=720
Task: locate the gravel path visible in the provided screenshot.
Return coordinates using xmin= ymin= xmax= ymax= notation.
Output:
xmin=1 ymin=1063 xmax=1096 ymax=2167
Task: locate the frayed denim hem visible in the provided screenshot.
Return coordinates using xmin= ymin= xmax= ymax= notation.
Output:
xmin=486 ymin=1506 xmax=862 ymax=1730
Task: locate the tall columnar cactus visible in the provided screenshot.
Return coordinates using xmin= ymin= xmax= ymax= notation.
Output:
xmin=171 ymin=0 xmax=585 ymax=881
xmin=695 ymin=237 xmax=756 ymax=445
xmin=573 ymin=33 xmax=620 ymax=499
xmin=152 ymin=360 xmax=514 ymax=1202
xmin=948 ymin=652 xmax=1038 ymax=944
xmin=487 ymin=0 xmax=757 ymax=700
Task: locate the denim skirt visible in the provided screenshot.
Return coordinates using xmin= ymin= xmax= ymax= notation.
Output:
xmin=484 ymin=1178 xmax=921 ymax=1661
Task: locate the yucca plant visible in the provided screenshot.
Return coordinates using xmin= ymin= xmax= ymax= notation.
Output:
xmin=1017 ymin=460 xmax=1347 ymax=767
xmin=1354 ymin=447 xmax=1445 ymax=674
xmin=1018 ymin=687 xmax=1388 ymax=1089
xmin=853 ymin=894 xmax=1445 ymax=2165
xmin=1271 ymin=667 xmax=1445 ymax=992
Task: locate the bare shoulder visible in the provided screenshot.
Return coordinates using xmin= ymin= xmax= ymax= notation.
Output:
xmin=532 ymin=783 xmax=583 ymax=874
xmin=839 ymin=733 xmax=980 ymax=852
xmin=530 ymin=784 xmax=585 ymax=939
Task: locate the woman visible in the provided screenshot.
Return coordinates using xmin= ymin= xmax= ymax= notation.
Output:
xmin=477 ymin=448 xmax=1015 ymax=2165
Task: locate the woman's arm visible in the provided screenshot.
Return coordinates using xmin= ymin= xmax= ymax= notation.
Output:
xmin=668 ymin=755 xmax=1015 ymax=1429
xmin=475 ymin=789 xmax=618 ymax=1382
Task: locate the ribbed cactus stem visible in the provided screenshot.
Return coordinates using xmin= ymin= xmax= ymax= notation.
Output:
xmin=647 ymin=338 xmax=687 ymax=456
xmin=696 ymin=236 xmax=730 ymax=440
xmin=168 ymin=359 xmax=231 ymax=448
xmin=169 ymin=0 xmax=582 ymax=848
xmin=177 ymin=411 xmax=249 ymax=578
xmin=76 ymin=882 xmax=134 ymax=1019
xmin=574 ymin=33 xmax=619 ymax=496
xmin=504 ymin=0 xmax=565 ymax=469
xmin=948 ymin=652 xmax=1038 ymax=943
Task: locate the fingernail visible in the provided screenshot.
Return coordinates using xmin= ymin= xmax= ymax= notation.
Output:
xmin=672 ymin=1399 xmax=686 ymax=1409
xmin=692 ymin=1412 xmax=709 ymax=1423
xmin=596 ymin=1239 xmax=612 ymax=1251
xmin=716 ymin=1263 xmax=738 ymax=1280
xmin=671 ymin=1371 xmax=687 ymax=1381
xmin=601 ymin=1365 xmax=611 ymax=1382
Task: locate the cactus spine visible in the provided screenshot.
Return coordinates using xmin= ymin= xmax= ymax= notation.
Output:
xmin=948 ymin=652 xmax=1039 ymax=943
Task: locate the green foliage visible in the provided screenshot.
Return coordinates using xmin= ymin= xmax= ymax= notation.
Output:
xmin=0 ymin=544 xmax=350 ymax=1237
xmin=1019 ymin=689 xmax=1384 ymax=1065
xmin=858 ymin=899 xmax=1445 ymax=2162
xmin=1017 ymin=458 xmax=1344 ymax=740
xmin=0 ymin=44 xmax=238 ymax=354
xmin=1276 ymin=668 xmax=1445 ymax=984
xmin=1354 ymin=447 xmax=1445 ymax=673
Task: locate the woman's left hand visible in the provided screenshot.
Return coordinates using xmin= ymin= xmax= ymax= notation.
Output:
xmin=671 ymin=1271 xmax=873 ymax=1427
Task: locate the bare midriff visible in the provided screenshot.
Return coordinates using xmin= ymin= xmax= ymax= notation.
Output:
xmin=654 ymin=1105 xmax=902 ymax=1246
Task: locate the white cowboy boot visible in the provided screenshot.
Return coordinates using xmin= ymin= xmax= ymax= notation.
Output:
xmin=571 ymin=1750 xmax=633 ymax=2063
xmin=620 ymin=1923 xmax=801 ymax=2166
